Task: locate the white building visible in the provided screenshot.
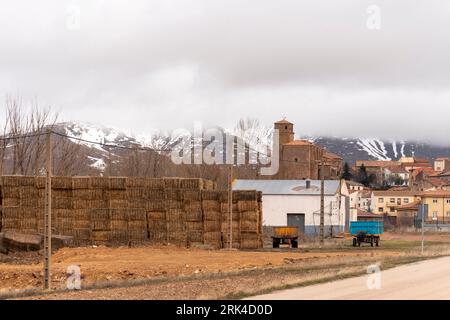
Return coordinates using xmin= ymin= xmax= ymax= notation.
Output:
xmin=233 ymin=180 xmax=348 ymax=236
xmin=340 ymin=180 xmax=372 ymax=221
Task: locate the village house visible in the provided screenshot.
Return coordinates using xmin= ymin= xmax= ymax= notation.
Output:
xmin=233 ymin=179 xmax=349 ymax=236
xmin=370 ymin=190 xmax=419 ymax=216
xmin=434 ymin=158 xmax=450 ymax=173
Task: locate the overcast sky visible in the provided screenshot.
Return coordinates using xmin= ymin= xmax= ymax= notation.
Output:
xmin=1 ymin=0 xmax=449 ymax=145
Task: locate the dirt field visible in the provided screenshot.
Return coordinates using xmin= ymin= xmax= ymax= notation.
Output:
xmin=2 ymin=231 xmax=450 ymax=299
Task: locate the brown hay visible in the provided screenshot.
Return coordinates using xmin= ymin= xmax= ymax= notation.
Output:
xmin=56 ymin=218 xmax=73 ymax=230
xmin=109 ymin=209 xmax=128 ymax=220
xmin=149 ymin=230 xmax=167 ymax=241
xmin=73 ymin=199 xmax=108 ymax=209
xmin=3 ymin=198 xmax=20 ymax=207
xmin=167 ymin=220 xmax=185 ymax=232
xmin=220 ymin=203 xmax=238 ymax=214
xmin=108 ymin=199 xmax=129 ymax=209
xmin=148 ymin=219 xmax=166 ymax=230
xmin=203 ymin=210 xmax=221 ymax=221
xmin=35 ymin=176 xmax=46 ymax=189
xmin=187 ymin=231 xmax=203 ymax=242
xmin=146 ymin=189 xmax=165 ymax=200
xmin=204 ymin=220 xmax=221 ymax=232
xmin=72 ymin=177 xmax=91 ymax=189
xmin=240 ymin=211 xmax=258 ymax=222
xmin=1 ymin=187 xmax=21 ymax=198
xmin=128 ymin=220 xmax=147 ymax=230
xmin=111 ymin=230 xmax=128 ymax=241
xmin=91 ymin=209 xmax=110 ymax=221
xmin=52 ymin=189 xmax=73 ymax=198
xmin=54 ymin=209 xmax=72 ymax=218
xmin=105 ymin=189 xmax=127 ymax=200
xmin=145 ymin=200 xmax=166 ymax=211
xmin=234 ymin=190 xmax=258 ymax=201
xmin=179 ymin=178 xmax=203 ymax=190
xmin=20 ymin=218 xmax=38 ymax=230
xmin=186 ymin=221 xmax=203 ymax=231
xmin=73 ymin=209 xmax=90 ymax=220
xmin=164 ymin=178 xmax=181 ymax=189
xmin=73 ymin=189 xmax=104 ymax=200
xmin=92 ymin=231 xmax=111 ymax=241
xmin=201 ymin=190 xmax=221 ymax=201
xmin=128 ymin=230 xmax=148 ymax=241
xmin=240 ymin=220 xmax=258 ymax=232
xmin=167 ymin=231 xmax=187 ymax=243
xmin=2 ymin=175 xmax=34 ymax=187
xmin=73 ymin=220 xmax=91 ymax=229
xmin=52 ymin=177 xmax=73 ymax=189
xmin=147 ymin=179 xmax=165 ymax=189
xmin=19 ymin=187 xmax=41 ymax=199
xmin=182 ymin=190 xmax=201 ymax=201
xmin=92 ymin=219 xmax=110 ymax=231
xmin=52 ymin=197 xmax=73 ymax=209
xmin=109 ymin=177 xmax=127 ymax=190
xmin=185 ymin=210 xmax=202 ymax=221
xmin=90 ymin=177 xmax=111 ymax=189
xmin=237 ymin=200 xmax=258 ymax=212
xmin=126 ymin=188 xmax=146 ymax=199
xmin=202 ymin=200 xmax=221 ymax=212
xmin=240 ymin=239 xmax=261 ymax=249
xmin=128 ymin=209 xmax=146 ymax=221
xmin=166 ymin=209 xmax=185 ymax=221
xmin=147 ymin=211 xmax=166 ymax=220
xmin=74 ymin=228 xmax=91 ymax=240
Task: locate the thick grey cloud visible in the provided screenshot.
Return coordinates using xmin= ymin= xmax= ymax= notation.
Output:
xmin=0 ymin=0 xmax=449 ymax=144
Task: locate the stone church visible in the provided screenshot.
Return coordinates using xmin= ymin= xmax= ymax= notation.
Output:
xmin=272 ymin=119 xmax=343 ymax=180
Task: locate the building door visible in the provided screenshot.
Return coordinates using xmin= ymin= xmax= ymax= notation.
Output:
xmin=287 ymin=213 xmax=305 ymax=234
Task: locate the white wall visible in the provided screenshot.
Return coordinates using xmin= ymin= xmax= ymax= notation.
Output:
xmin=261 ymin=194 xmax=346 ymax=229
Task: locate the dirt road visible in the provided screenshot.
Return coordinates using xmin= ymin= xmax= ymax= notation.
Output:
xmin=249 ymin=256 xmax=450 ymax=300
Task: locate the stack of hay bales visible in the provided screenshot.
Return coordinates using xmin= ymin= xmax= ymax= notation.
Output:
xmin=220 ymin=191 xmax=241 ymax=249
xmin=72 ymin=177 xmax=95 ymax=246
xmin=165 ymin=178 xmax=187 ymax=245
xmin=1 ymin=176 xmax=40 ymax=234
xmin=235 ymin=190 xmax=262 ymax=249
xmin=181 ymin=179 xmax=205 ymax=247
xmin=51 ymin=177 xmax=74 ymax=237
xmin=145 ymin=179 xmax=167 ymax=243
xmin=108 ymin=177 xmax=129 ymax=244
xmin=202 ymin=190 xmax=222 ymax=249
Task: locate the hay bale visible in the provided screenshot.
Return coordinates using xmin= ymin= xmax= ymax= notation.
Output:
xmin=52 ymin=197 xmax=73 ymax=209
xmin=111 ymin=230 xmax=128 ymax=242
xmin=128 ymin=230 xmax=148 ymax=242
xmin=52 ymin=189 xmax=73 ymax=198
xmin=128 ymin=220 xmax=147 ymax=230
xmin=73 ymin=199 xmax=108 ymax=209
xmin=52 ymin=177 xmax=73 ymax=189
xmin=186 ymin=221 xmax=203 ymax=231
xmin=72 ymin=177 xmax=91 ymax=189
xmin=109 ymin=177 xmax=127 ymax=190
xmin=148 ymin=230 xmax=167 ymax=242
xmin=166 ymin=200 xmax=182 ymax=210
xmin=128 ymin=209 xmax=146 ymax=221
xmin=109 ymin=209 xmax=128 ymax=220
xmin=3 ymin=198 xmax=20 ymax=207
xmin=108 ymin=199 xmax=129 ymax=209
xmin=126 ymin=178 xmax=148 ymax=188
xmin=105 ymin=190 xmax=127 ymax=200
xmin=73 ymin=209 xmax=90 ymax=221
xmin=221 ymin=211 xmax=240 ymax=222
xmin=148 ymin=219 xmax=167 ymax=231
xmin=164 ymin=178 xmax=181 ymax=189
xmin=92 ymin=231 xmax=111 ymax=241
xmin=20 ymin=218 xmax=38 ymax=230
xmin=179 ymin=178 xmax=203 ymax=190
xmin=73 ymin=220 xmax=91 ymax=229
xmin=166 ymin=209 xmax=185 ymax=221
xmin=92 ymin=219 xmax=110 ymax=231
xmin=201 ymin=190 xmax=221 ymax=201
xmin=240 ymin=211 xmax=258 ymax=222
xmin=183 ymin=200 xmax=202 ymax=211
xmin=182 ymin=190 xmax=202 ymax=201
xmin=91 ymin=209 xmax=110 ymax=221
xmin=237 ymin=200 xmax=258 ymax=212
xmin=147 ymin=211 xmax=166 ymax=220
xmin=221 ymin=221 xmax=240 ymax=233
xmin=203 ymin=210 xmax=221 ymax=221
xmin=56 ymin=218 xmax=73 ymax=230
xmin=167 ymin=231 xmax=187 ymax=243
xmin=35 ymin=177 xmax=46 ymax=189
xmin=146 ymin=189 xmax=165 ymax=200
xmin=240 ymin=220 xmax=258 ymax=232
xmin=202 ymin=200 xmax=221 ymax=212
xmin=54 ymin=209 xmax=72 ymax=219
xmin=204 ymin=220 xmax=221 ymax=232
xmin=73 ymin=189 xmax=104 ymax=200
xmin=90 ymin=177 xmax=111 ymax=189
xmin=20 ymin=187 xmax=40 ymax=199
xmin=234 ymin=190 xmax=258 ymax=201
xmin=2 ymin=176 xmax=34 ymax=187
xmin=74 ymin=229 xmax=91 ymax=240
xmin=2 ymin=207 xmax=21 ymax=219
xmin=126 ymin=188 xmax=146 ymax=199
xmin=145 ymin=200 xmax=166 ymax=212
xmin=185 ymin=210 xmax=202 ymax=221
xmin=110 ymin=220 xmax=128 ymax=230
xmin=1 ymin=187 xmax=21 ymax=198
xmin=187 ymin=231 xmax=203 ymax=242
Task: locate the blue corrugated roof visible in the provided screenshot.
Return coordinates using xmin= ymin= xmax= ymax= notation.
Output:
xmin=233 ymin=179 xmax=340 ymax=195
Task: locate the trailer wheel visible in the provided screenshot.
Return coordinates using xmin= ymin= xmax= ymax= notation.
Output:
xmin=375 ymin=238 xmax=380 ymax=247
xmin=370 ymin=237 xmax=374 ymax=247
xmin=352 ymin=238 xmax=357 ymax=247
xmin=358 ymin=240 xmax=361 ymax=247
xmin=291 ymin=239 xmax=298 ymax=248
xmin=273 ymin=239 xmax=280 ymax=248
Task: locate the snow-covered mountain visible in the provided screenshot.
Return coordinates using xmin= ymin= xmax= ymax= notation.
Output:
xmin=56 ymin=121 xmax=450 ymax=171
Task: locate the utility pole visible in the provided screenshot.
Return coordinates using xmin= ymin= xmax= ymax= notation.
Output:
xmin=320 ymin=157 xmax=325 ymax=246
xmin=44 ymin=128 xmax=52 ymax=290
xmin=228 ymin=165 xmax=233 ymax=249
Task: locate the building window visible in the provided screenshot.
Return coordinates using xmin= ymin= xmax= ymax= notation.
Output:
xmin=378 ymin=208 xmax=384 ymax=213
xmin=433 ymin=199 xmax=438 ymax=204
xmin=433 ymin=211 xmax=438 ymax=218
xmin=378 ymin=198 xmax=384 ymax=203
xmin=404 ymin=198 xmax=409 ymax=204
xmin=446 ymin=211 xmax=450 ymax=217
xmin=397 ymin=198 xmax=401 ymax=205
xmin=294 ymin=158 xmax=298 ymax=162
xmin=390 ymin=207 xmax=395 ymax=212
xmin=447 ymin=199 xmax=450 ymax=204
xmin=390 ymin=198 xmax=395 ymax=203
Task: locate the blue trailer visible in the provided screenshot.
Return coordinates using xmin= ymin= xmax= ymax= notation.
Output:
xmin=350 ymin=221 xmax=383 ymax=247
